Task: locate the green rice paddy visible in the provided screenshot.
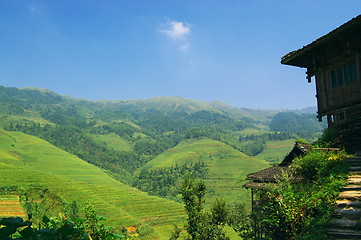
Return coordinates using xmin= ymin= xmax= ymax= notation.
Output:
xmin=138 ymin=138 xmax=270 ymax=207
xmin=0 ymin=195 xmax=26 ymax=219
xmin=0 ymin=129 xmax=185 ymax=239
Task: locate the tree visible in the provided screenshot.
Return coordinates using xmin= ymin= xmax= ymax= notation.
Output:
xmin=179 ymin=174 xmax=230 ymax=240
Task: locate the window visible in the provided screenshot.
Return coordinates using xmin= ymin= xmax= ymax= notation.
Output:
xmin=344 ymin=62 xmax=357 ymax=84
xmin=331 ymin=61 xmax=357 ymax=88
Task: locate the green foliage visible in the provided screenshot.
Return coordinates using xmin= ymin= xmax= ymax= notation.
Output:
xmin=133 ymin=161 xmax=208 ymax=199
xmin=239 ymin=132 xmax=297 ymax=157
xmin=227 ymin=202 xmax=252 ymax=237
xmin=179 ymin=175 xmax=231 ymax=240
xmin=169 ymin=225 xmax=181 ymax=240
xmin=295 ymin=138 xmax=308 ymax=144
xmin=292 ymin=150 xmax=347 ymax=181
xmin=82 ymin=203 xmax=126 ymax=240
xmin=239 ymin=132 xmax=296 ymax=142
xmin=270 ymin=112 xmax=326 ymax=140
xmin=0 ymin=205 xmax=128 ymax=240
xmin=90 ymin=122 xmax=137 ymax=140
xmin=240 ymin=139 xmax=266 ymax=156
xmin=252 ymin=151 xmax=348 ymax=239
xmin=23 ymin=188 xmax=65 ymax=229
xmin=134 ymin=138 xmax=166 ymax=156
xmin=315 ymin=127 xmax=341 ymax=148
xmin=0 ymin=217 xmax=32 ymax=239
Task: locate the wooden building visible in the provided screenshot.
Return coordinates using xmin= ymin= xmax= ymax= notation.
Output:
xmin=281 ymin=15 xmax=361 ymax=126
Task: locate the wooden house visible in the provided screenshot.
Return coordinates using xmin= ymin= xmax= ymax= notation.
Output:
xmin=281 ymin=15 xmax=361 ymax=126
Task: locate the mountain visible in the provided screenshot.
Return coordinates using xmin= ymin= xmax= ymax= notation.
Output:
xmin=0 ymin=85 xmax=327 ymax=238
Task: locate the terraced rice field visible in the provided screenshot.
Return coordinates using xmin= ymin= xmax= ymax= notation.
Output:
xmin=0 ymin=129 xmax=185 ymax=239
xmin=0 ymin=195 xmax=26 ymax=219
xmin=138 ymin=138 xmax=270 ymax=206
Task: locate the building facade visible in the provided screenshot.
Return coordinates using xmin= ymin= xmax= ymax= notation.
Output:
xmin=282 ymin=15 xmax=361 ymax=126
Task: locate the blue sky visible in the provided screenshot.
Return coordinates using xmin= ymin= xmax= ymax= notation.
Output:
xmin=1 ymin=1 xmax=360 ymax=109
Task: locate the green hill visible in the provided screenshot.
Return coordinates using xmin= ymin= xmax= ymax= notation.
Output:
xmin=0 ymin=85 xmax=325 ymax=238
xmin=0 ymin=129 xmax=185 ymax=239
xmin=137 ymin=138 xmax=270 ymax=206
xmin=256 ymin=139 xmax=296 ymax=163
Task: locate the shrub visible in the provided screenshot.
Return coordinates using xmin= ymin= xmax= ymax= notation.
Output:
xmin=252 ymin=150 xmax=348 ymax=239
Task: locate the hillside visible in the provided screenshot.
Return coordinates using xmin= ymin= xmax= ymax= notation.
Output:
xmin=135 ymin=138 xmax=270 ymax=206
xmin=0 ymin=85 xmax=327 ymax=238
xmin=0 ymin=128 xmax=185 ymax=239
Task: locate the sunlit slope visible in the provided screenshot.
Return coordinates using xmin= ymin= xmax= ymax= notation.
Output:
xmin=139 ymin=138 xmax=270 ymax=205
xmin=256 ymin=139 xmax=295 ymax=163
xmin=90 ymin=133 xmax=133 ymax=152
xmin=0 ymin=129 xmax=185 ymax=239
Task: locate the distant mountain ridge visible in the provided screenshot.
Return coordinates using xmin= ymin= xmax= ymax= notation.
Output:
xmin=0 ymin=85 xmax=317 ymax=122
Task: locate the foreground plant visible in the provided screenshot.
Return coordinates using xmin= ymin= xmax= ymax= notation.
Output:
xmin=0 ymin=204 xmax=128 ymax=240
xmin=250 ymin=150 xmax=348 ymax=239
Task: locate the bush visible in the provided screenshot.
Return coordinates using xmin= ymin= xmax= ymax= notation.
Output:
xmin=0 ymin=204 xmax=128 ymax=240
xmin=252 ymin=150 xmax=348 ymax=239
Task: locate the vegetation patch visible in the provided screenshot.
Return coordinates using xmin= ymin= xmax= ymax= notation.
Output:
xmin=249 ymin=150 xmax=348 ymax=239
xmin=136 ymin=138 xmax=270 ymax=205
xmin=255 ymin=139 xmax=295 ymax=163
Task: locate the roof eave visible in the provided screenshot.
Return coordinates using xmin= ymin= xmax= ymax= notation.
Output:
xmin=281 ymin=14 xmax=361 ymax=68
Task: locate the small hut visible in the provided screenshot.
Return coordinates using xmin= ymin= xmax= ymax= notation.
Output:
xmin=244 ymin=142 xmax=312 ymax=210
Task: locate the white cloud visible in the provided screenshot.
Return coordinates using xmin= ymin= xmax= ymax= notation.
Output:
xmin=160 ymin=21 xmax=191 ymax=40
xmin=179 ymin=44 xmax=190 ymax=51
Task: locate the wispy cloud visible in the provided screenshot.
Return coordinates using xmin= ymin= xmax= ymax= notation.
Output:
xmin=28 ymin=7 xmax=36 ymax=12
xmin=160 ymin=21 xmax=191 ymax=39
xmin=179 ymin=44 xmax=190 ymax=51
xmin=159 ymin=20 xmax=191 ymax=51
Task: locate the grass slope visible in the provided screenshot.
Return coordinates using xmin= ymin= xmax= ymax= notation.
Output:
xmin=0 ymin=114 xmax=55 ymax=128
xmin=91 ymin=133 xmax=133 ymax=152
xmin=0 ymin=129 xmax=185 ymax=239
xmin=138 ymin=138 xmax=270 ymax=207
xmin=256 ymin=139 xmax=296 ymax=163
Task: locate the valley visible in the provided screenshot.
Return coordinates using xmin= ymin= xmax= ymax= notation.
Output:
xmin=0 ymin=85 xmax=326 ymax=238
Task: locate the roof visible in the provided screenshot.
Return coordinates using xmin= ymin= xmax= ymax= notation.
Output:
xmin=245 ymin=165 xmax=288 ymax=183
xmin=243 ymin=181 xmax=276 ymax=189
xmin=280 ymin=142 xmax=312 ymax=166
xmin=243 ymin=142 xmax=311 ymax=189
xmin=281 ymin=14 xmax=361 ymax=67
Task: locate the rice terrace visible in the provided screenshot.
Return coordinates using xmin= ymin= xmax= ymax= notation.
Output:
xmin=0 ymin=129 xmax=186 ymax=239
xmin=0 ymin=87 xmax=326 ymax=239
xmin=0 ymin=195 xmax=26 ymax=219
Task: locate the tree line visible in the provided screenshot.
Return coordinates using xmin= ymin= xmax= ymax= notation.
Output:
xmin=133 ymin=161 xmax=208 ymax=199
